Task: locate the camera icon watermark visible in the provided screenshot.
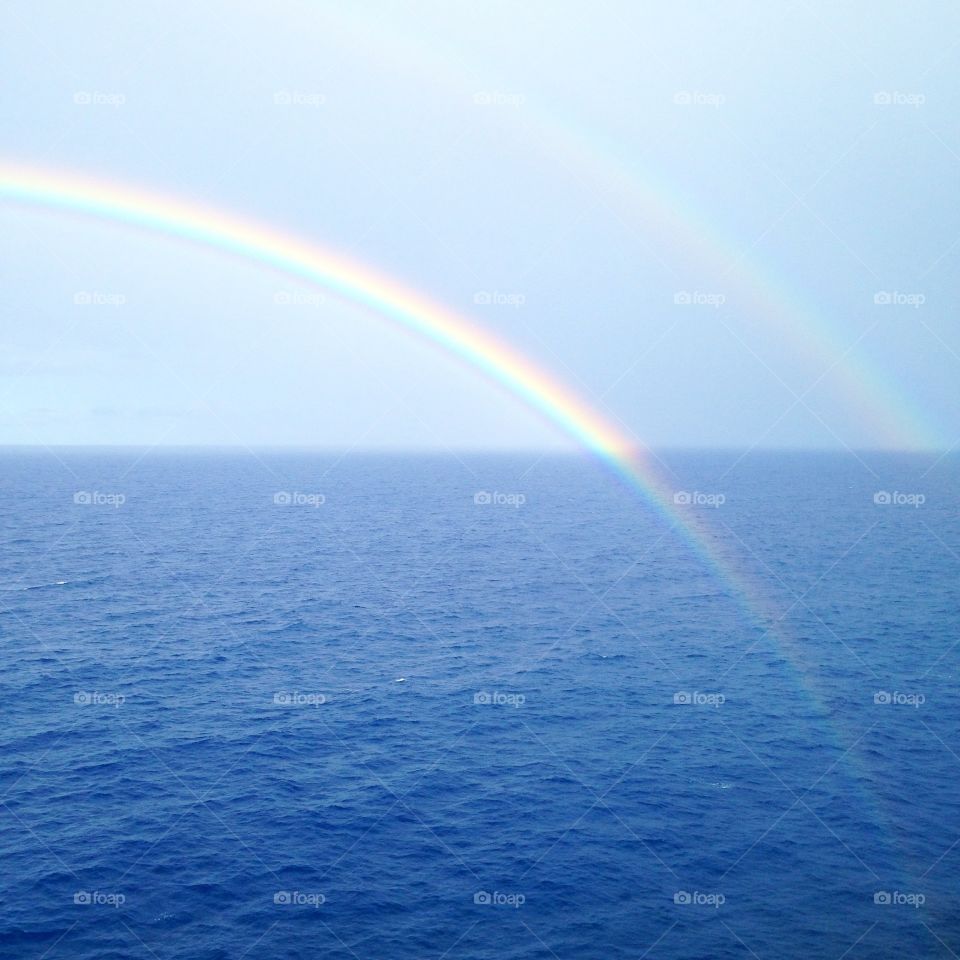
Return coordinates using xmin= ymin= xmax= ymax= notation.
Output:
xmin=74 ymin=891 xmax=125 ymax=907
xmin=873 ymin=491 xmax=925 ymax=507
xmin=274 ymin=290 xmax=326 ymax=307
xmin=873 ymin=290 xmax=925 ymax=308
xmin=74 ymin=291 xmax=126 ymax=307
xmin=273 ymin=90 xmax=326 ymax=107
xmin=74 ymin=691 xmax=125 ymax=708
xmin=473 ymin=690 xmax=526 ymax=708
xmin=874 ymin=890 xmax=925 ymax=907
xmin=73 ymin=91 xmax=126 ymax=107
xmin=473 ymin=890 xmax=525 ymax=908
xmin=674 ymin=691 xmax=725 ymax=707
xmin=673 ymin=490 xmax=725 ymax=508
xmin=473 ymin=91 xmax=525 ymax=107
xmin=73 ymin=491 xmax=126 ymax=508
xmin=674 ymin=890 xmax=725 ymax=907
xmin=673 ymin=91 xmax=726 ymax=107
xmin=273 ymin=491 xmax=325 ymax=507
xmin=273 ymin=691 xmax=326 ymax=707
xmin=873 ymin=91 xmax=925 ymax=107
xmin=473 ymin=291 xmax=526 ymax=308
xmin=273 ymin=890 xmax=325 ymax=907
xmin=673 ymin=290 xmax=726 ymax=308
xmin=474 ymin=491 xmax=526 ymax=508
xmin=874 ymin=690 xmax=925 ymax=708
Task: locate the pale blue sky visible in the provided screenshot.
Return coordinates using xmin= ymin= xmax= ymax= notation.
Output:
xmin=1 ymin=0 xmax=958 ymax=449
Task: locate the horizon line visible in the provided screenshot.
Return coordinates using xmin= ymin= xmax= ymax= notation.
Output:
xmin=0 ymin=442 xmax=953 ymax=455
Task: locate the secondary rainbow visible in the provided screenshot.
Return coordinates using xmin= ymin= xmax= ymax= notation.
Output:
xmin=324 ymin=3 xmax=940 ymax=450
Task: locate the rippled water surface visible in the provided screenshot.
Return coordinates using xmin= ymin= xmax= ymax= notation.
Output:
xmin=1 ymin=450 xmax=957 ymax=958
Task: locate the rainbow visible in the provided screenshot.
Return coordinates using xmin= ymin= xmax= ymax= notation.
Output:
xmin=0 ymin=159 xmax=768 ymax=617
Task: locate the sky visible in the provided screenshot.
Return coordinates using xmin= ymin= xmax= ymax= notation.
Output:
xmin=1 ymin=0 xmax=958 ymax=450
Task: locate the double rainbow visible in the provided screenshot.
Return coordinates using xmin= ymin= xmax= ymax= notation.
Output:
xmin=2 ymin=160 xmax=905 ymax=863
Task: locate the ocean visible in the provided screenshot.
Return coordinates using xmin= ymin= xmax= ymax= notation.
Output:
xmin=0 ymin=449 xmax=957 ymax=958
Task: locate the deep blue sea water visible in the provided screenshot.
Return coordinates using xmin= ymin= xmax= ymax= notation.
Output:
xmin=0 ymin=449 xmax=957 ymax=958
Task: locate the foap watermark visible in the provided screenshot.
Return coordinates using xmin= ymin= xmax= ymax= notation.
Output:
xmin=274 ymin=891 xmax=325 ymax=907
xmin=274 ymin=290 xmax=326 ymax=307
xmin=273 ymin=691 xmax=326 ymax=707
xmin=74 ymin=891 xmax=125 ymax=907
xmin=473 ymin=91 xmax=525 ymax=107
xmin=874 ymin=890 xmax=925 ymax=908
xmin=273 ymin=90 xmax=326 ymax=107
xmin=673 ymin=91 xmax=725 ymax=107
xmin=874 ymin=91 xmax=925 ymax=107
xmin=673 ymin=291 xmax=726 ymax=308
xmin=473 ymin=291 xmax=526 ymax=308
xmin=73 ymin=91 xmax=126 ymax=107
xmin=874 ymin=690 xmax=925 ymax=708
xmin=873 ymin=491 xmax=925 ymax=508
xmin=74 ymin=291 xmax=126 ymax=307
xmin=474 ymin=690 xmax=525 ymax=708
xmin=874 ymin=291 xmax=925 ymax=308
xmin=274 ymin=491 xmax=325 ymax=507
xmin=674 ymin=890 xmax=725 ymax=908
xmin=674 ymin=691 xmax=725 ymax=707
xmin=74 ymin=491 xmax=126 ymax=508
xmin=74 ymin=691 xmax=125 ymax=708
xmin=474 ymin=491 xmax=525 ymax=508
xmin=673 ymin=490 xmax=725 ymax=508
xmin=474 ymin=890 xmax=525 ymax=908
